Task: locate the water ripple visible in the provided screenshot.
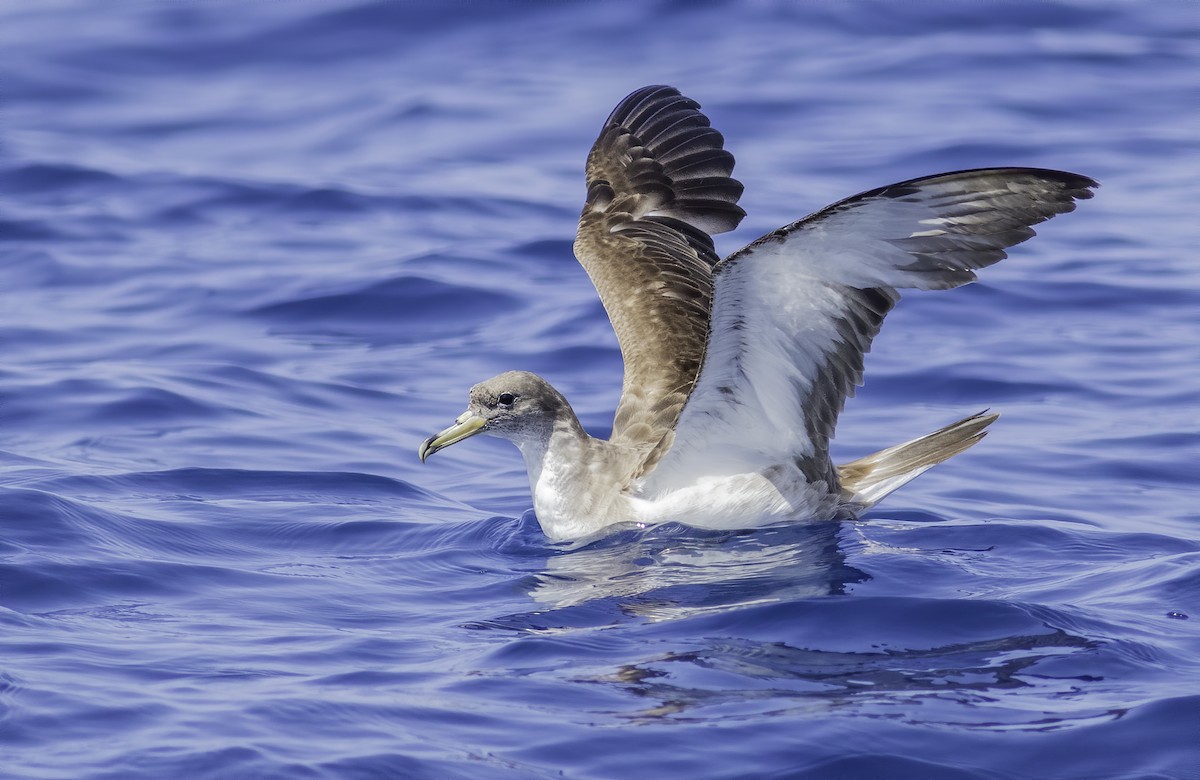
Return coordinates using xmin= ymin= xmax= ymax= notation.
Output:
xmin=2 ymin=0 xmax=1197 ymax=776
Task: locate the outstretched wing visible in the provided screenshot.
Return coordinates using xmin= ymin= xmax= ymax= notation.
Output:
xmin=643 ymin=167 xmax=1097 ymax=492
xmin=574 ymin=85 xmax=745 ymax=463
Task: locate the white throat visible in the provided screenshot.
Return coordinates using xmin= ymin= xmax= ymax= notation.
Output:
xmin=513 ymin=423 xmax=620 ymax=542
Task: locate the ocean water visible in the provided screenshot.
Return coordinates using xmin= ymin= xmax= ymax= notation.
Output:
xmin=2 ymin=1 xmax=1198 ymax=777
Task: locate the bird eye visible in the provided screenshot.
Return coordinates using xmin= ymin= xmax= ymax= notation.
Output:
xmin=497 ymin=392 xmax=516 ymax=406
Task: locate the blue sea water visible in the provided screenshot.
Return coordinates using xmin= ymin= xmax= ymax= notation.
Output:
xmin=1 ymin=0 xmax=1199 ymax=776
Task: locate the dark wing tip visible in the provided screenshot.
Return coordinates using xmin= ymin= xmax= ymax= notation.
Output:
xmin=995 ymin=167 xmax=1099 ymax=213
xmin=877 ymin=167 xmax=1098 ymax=281
xmin=605 ymin=85 xmax=688 ymax=127
xmin=1010 ymin=167 xmax=1099 ymax=196
xmin=586 ymin=85 xmax=746 ymax=237
xmin=879 ymin=166 xmax=1098 ymax=211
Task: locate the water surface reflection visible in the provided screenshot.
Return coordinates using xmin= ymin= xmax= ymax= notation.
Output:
xmin=527 ymin=520 xmax=868 ymax=623
xmin=474 ymin=518 xmax=1108 ymax=733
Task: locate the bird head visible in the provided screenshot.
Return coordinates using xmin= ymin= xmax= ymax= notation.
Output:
xmin=418 ymin=370 xmax=566 ymax=461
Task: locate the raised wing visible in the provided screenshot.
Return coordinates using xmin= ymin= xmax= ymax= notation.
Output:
xmin=643 ymin=167 xmax=1097 ymax=492
xmin=574 ymin=85 xmax=745 ymax=462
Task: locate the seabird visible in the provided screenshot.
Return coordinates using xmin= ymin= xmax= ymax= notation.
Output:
xmin=419 ymin=85 xmax=1096 ymax=542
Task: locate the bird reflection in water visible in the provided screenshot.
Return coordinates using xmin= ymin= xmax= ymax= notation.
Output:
xmin=522 ymin=518 xmax=868 ymax=622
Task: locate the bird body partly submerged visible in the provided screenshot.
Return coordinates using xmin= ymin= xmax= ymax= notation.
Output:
xmin=526 ymin=418 xmax=835 ymax=541
xmin=423 ymin=370 xmax=998 ymax=541
xmin=419 ymin=86 xmax=1095 ymax=542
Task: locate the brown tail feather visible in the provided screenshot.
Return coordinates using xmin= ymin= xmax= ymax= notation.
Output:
xmin=838 ymin=411 xmax=999 ymax=510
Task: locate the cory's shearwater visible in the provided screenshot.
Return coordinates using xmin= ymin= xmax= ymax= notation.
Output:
xmin=419 ymin=85 xmax=1095 ymax=542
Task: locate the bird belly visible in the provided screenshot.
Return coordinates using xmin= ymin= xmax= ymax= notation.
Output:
xmin=530 ymin=456 xmax=842 ymax=540
xmin=630 ymin=470 xmax=840 ymax=531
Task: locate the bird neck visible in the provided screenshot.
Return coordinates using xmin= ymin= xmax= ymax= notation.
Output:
xmin=515 ymin=408 xmax=588 ymax=492
xmin=513 ymin=408 xmax=623 ymax=541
